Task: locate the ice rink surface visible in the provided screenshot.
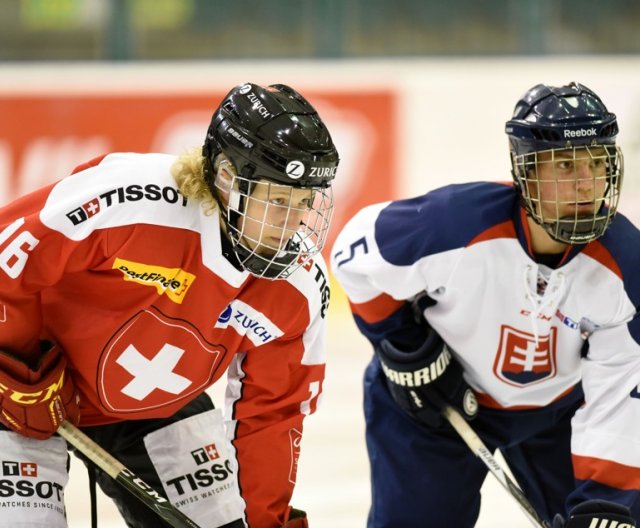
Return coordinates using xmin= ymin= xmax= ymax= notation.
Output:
xmin=64 ymin=290 xmax=529 ymax=527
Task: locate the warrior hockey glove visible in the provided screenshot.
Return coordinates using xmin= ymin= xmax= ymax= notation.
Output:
xmin=377 ymin=327 xmax=478 ymax=428
xmin=0 ymin=342 xmax=80 ymax=440
xmin=552 ymin=500 xmax=636 ymax=528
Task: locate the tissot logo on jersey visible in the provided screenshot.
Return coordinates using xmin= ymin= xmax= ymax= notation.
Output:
xmin=215 ymin=300 xmax=284 ymax=346
xmin=2 ymin=461 xmax=38 ymax=478
xmin=288 ymin=428 xmax=302 ymax=484
xmin=191 ymin=443 xmax=220 ymax=465
xmin=113 ymin=258 xmax=195 ymax=304
xmin=66 ymin=184 xmax=188 ymax=225
xmin=299 ymin=256 xmax=330 ymax=318
xmin=0 ymin=461 xmax=64 ymax=504
xmin=165 ymin=449 xmax=234 ymax=497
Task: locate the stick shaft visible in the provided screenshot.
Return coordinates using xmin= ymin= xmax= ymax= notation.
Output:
xmin=58 ymin=421 xmax=202 ymax=528
xmin=442 ymin=406 xmax=551 ymax=528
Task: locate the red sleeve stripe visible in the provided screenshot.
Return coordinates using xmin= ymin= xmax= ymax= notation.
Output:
xmin=581 ymin=240 xmax=623 ymax=280
xmin=467 ymin=220 xmax=517 ymax=247
xmin=350 ymin=293 xmax=404 ymax=324
xmin=572 ymin=454 xmax=640 ymax=490
xmin=70 ymin=154 xmax=108 ymax=175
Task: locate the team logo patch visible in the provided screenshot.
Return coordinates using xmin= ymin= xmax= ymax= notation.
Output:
xmin=112 ymin=258 xmax=195 ymax=304
xmin=98 ymin=307 xmax=225 ymax=413
xmin=215 ymin=300 xmax=283 ymax=346
xmin=493 ymin=325 xmax=557 ymax=386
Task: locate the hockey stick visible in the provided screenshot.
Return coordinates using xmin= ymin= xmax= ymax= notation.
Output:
xmin=58 ymin=421 xmax=202 ymax=528
xmin=442 ymin=406 xmax=552 ymax=528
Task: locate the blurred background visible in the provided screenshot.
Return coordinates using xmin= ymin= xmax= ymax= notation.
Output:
xmin=2 ymin=0 xmax=640 ymax=59
xmin=1 ymin=1 xmax=640 ymax=526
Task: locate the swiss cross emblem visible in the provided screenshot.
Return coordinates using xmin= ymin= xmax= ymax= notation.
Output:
xmin=98 ymin=306 xmax=225 ymax=414
xmin=205 ymin=443 xmax=219 ymax=460
xmin=82 ymin=198 xmax=101 ymax=218
xmin=493 ymin=325 xmax=557 ymax=386
xmin=20 ymin=462 xmax=38 ymax=478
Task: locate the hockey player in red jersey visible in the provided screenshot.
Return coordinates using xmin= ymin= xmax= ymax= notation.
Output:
xmin=332 ymin=82 xmax=639 ymax=527
xmin=0 ymin=82 xmax=339 ymax=527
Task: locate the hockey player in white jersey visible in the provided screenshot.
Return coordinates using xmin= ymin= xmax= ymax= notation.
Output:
xmin=331 ymin=82 xmax=640 ymax=527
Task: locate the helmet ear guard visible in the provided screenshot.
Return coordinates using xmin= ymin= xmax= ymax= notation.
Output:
xmin=505 ymin=82 xmax=623 ymax=244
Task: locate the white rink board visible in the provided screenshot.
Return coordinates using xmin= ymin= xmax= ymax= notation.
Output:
xmin=1 ymin=57 xmax=640 ymax=220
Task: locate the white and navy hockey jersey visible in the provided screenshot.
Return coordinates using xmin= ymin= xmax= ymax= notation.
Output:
xmin=0 ymin=152 xmax=330 ymax=527
xmin=331 ymin=181 xmax=640 ymax=509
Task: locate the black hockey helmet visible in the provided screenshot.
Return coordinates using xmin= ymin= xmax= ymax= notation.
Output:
xmin=505 ymin=82 xmax=623 ymax=244
xmin=203 ymin=82 xmax=339 ymax=189
xmin=202 ymin=83 xmax=339 ymax=279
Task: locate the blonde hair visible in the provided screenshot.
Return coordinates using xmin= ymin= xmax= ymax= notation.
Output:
xmin=171 ymin=147 xmax=218 ymax=215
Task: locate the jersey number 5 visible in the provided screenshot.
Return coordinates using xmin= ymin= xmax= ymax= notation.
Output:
xmin=0 ymin=218 xmax=40 ymax=279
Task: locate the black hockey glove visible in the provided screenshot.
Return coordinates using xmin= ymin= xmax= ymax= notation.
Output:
xmin=376 ymin=326 xmax=478 ymax=428
xmin=552 ymin=500 xmax=636 ymax=528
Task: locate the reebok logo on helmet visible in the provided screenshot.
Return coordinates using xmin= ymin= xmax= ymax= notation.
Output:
xmin=564 ymin=127 xmax=597 ymax=138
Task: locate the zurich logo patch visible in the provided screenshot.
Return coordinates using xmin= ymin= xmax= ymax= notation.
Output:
xmin=217 ymin=305 xmax=233 ymax=324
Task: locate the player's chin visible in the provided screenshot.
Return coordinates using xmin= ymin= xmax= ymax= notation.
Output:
xmin=566 ymin=206 xmax=597 ymax=217
xmin=253 ymin=244 xmax=281 ymax=258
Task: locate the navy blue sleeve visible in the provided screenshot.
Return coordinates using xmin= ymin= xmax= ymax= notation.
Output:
xmin=375 ymin=182 xmax=517 ymax=266
xmin=599 ymin=213 xmax=640 ymax=344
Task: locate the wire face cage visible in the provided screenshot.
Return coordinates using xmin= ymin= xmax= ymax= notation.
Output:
xmin=221 ymin=175 xmax=334 ymax=279
xmin=512 ymin=145 xmax=623 ymax=244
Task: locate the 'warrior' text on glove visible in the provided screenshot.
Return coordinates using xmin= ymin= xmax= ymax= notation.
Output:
xmin=552 ymin=500 xmax=636 ymax=528
xmin=377 ymin=327 xmax=478 ymax=428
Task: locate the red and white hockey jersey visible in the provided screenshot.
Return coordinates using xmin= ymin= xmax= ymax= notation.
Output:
xmin=331 ymin=181 xmax=640 ymax=512
xmin=0 ymin=152 xmax=330 ymax=527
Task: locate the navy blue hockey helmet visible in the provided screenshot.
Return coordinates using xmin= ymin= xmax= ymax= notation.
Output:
xmin=203 ymin=83 xmax=339 ymax=279
xmin=506 ymin=82 xmax=619 ymax=156
xmin=505 ymin=82 xmax=623 ymax=244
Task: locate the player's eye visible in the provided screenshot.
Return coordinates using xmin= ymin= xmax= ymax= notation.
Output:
xmin=555 ymin=160 xmax=573 ymax=171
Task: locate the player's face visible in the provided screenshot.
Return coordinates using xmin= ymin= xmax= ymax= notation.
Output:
xmin=238 ymin=180 xmax=315 ymax=256
xmin=527 ymin=147 xmax=609 ymax=221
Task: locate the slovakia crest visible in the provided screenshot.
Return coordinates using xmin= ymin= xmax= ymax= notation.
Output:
xmin=493 ymin=325 xmax=557 ymax=386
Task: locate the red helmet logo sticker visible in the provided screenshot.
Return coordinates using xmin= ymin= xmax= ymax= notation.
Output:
xmin=493 ymin=325 xmax=557 ymax=387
